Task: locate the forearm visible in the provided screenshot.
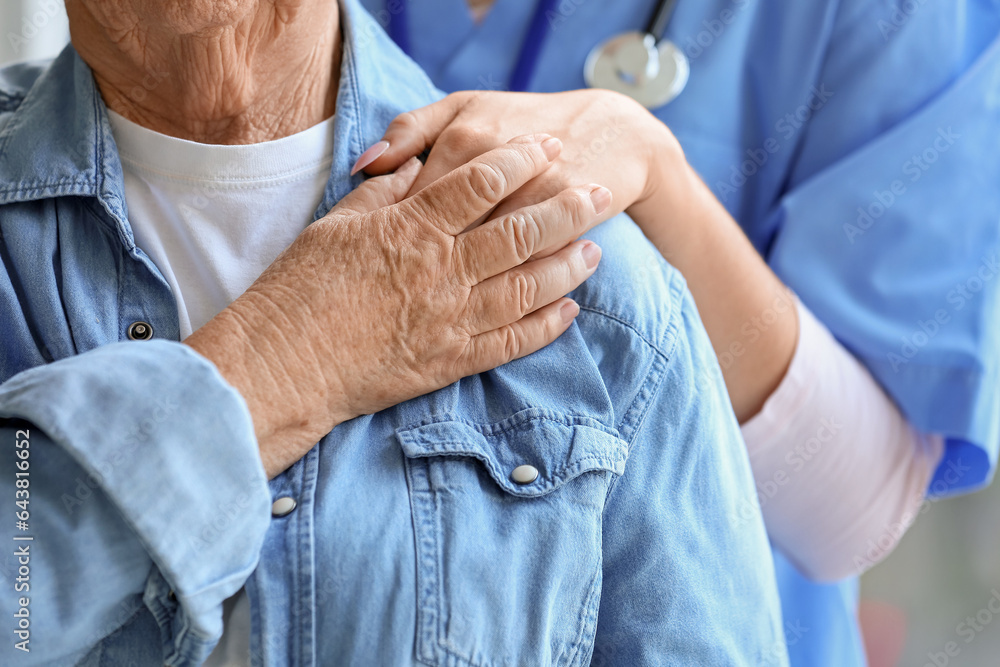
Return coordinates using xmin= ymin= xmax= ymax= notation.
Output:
xmin=628 ymin=155 xmax=798 ymax=423
xmin=740 ymin=299 xmax=944 ymax=581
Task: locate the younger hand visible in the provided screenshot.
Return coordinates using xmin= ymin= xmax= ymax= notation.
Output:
xmin=358 ymin=89 xmax=684 ymax=253
xmin=187 ymin=135 xmax=612 ymax=477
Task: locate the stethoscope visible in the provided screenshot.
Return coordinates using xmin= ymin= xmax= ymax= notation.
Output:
xmin=388 ymin=0 xmax=689 ymax=110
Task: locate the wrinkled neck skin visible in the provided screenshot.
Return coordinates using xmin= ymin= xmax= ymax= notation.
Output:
xmin=66 ymin=0 xmax=341 ymax=144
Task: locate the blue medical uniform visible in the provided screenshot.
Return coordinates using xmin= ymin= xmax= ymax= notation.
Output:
xmin=359 ymin=0 xmax=1000 ymax=664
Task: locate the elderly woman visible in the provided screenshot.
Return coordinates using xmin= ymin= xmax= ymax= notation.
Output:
xmin=0 ymin=0 xmax=786 ymax=666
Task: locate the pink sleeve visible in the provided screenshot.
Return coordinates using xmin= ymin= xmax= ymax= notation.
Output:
xmin=740 ymin=298 xmax=944 ymax=582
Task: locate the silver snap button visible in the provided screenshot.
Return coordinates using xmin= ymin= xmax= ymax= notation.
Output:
xmin=271 ymin=497 xmax=297 ymax=517
xmin=127 ymin=321 xmax=153 ymax=340
xmin=511 ymin=465 xmax=539 ymax=485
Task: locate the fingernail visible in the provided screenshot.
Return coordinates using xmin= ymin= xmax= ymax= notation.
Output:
xmin=541 ymin=136 xmax=562 ymax=161
xmin=351 ymin=140 xmax=390 ymax=176
xmin=560 ymin=300 xmax=580 ymax=323
xmin=589 ymin=185 xmax=611 ymax=214
xmin=581 ymin=241 xmax=602 ymax=270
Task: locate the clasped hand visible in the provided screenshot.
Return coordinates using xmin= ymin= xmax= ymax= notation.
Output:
xmin=186 ymin=134 xmax=613 ymax=477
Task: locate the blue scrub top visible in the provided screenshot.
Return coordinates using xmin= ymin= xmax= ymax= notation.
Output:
xmin=360 ymin=1 xmax=1000 ymax=665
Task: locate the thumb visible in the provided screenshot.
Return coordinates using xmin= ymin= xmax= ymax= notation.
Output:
xmin=335 ymin=157 xmax=423 ymax=215
xmin=352 ymin=94 xmax=466 ymax=175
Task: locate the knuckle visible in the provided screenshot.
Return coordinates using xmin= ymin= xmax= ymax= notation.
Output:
xmin=461 ymin=89 xmax=484 ymax=105
xmin=501 ymin=211 xmax=536 ymax=262
xmin=396 ymin=196 xmax=431 ymax=227
xmin=444 ymin=124 xmax=491 ymax=155
xmin=451 ymin=238 xmax=479 ymax=286
xmin=389 ymin=110 xmax=419 ymax=134
xmin=514 ymin=139 xmax=550 ymax=174
xmin=451 ymin=90 xmax=486 ymax=114
xmin=567 ymin=188 xmax=593 ymax=225
xmin=499 ymin=324 xmax=523 ymax=361
xmin=467 ymin=162 xmax=508 ymax=206
xmin=511 ymin=271 xmax=538 ymax=317
xmin=447 ymin=90 xmax=476 ymax=107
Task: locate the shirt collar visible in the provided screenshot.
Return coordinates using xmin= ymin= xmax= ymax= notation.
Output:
xmin=0 ymin=0 xmax=442 ymax=222
xmin=0 ymin=48 xmax=125 ymax=214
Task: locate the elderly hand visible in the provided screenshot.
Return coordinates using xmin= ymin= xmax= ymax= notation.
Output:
xmin=359 ymin=90 xmax=800 ymax=424
xmin=186 ymin=135 xmax=612 ymax=477
xmin=357 ymin=90 xmax=686 ymax=249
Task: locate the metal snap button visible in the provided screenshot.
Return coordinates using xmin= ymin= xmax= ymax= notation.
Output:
xmin=271 ymin=497 xmax=297 ymax=517
xmin=127 ymin=321 xmax=153 ymax=340
xmin=511 ymin=465 xmax=539 ymax=485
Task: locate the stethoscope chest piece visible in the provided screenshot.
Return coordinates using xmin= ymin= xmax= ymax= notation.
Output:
xmin=584 ymin=31 xmax=689 ymax=109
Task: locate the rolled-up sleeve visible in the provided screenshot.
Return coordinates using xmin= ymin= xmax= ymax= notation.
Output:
xmin=0 ymin=340 xmax=271 ymax=666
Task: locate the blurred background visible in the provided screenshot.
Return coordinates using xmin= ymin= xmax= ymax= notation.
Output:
xmin=2 ymin=2 xmax=999 ymax=665
xmin=0 ymin=0 xmax=69 ymax=68
xmin=861 ymin=475 xmax=1000 ymax=666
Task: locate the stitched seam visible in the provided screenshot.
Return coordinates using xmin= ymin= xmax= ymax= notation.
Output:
xmin=604 ymin=349 xmax=670 ymax=505
xmin=405 ymin=443 xmax=625 ymax=490
xmin=0 ymin=178 xmax=94 ymax=197
xmin=437 ymin=642 xmax=495 ymax=667
xmin=565 ymin=521 xmax=604 ymax=667
xmin=405 ymin=457 xmax=440 ymax=665
xmin=578 ymin=304 xmax=670 ymax=361
xmin=399 ymin=412 xmax=619 ymax=440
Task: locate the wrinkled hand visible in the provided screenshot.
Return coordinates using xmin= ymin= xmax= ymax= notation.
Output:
xmin=359 ymin=90 xmax=684 ymax=252
xmin=186 ymin=135 xmax=612 ymax=477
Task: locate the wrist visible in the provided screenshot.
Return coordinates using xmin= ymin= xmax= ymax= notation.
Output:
xmin=635 ymin=116 xmax=686 ymax=210
xmin=184 ymin=294 xmax=347 ymax=477
xmin=627 ymin=132 xmax=703 ymax=263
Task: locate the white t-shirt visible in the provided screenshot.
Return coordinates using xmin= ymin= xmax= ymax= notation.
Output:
xmin=108 ymin=110 xmax=336 ymax=666
xmin=108 ymin=109 xmax=336 ymax=339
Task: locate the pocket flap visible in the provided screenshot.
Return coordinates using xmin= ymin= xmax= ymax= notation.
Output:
xmin=395 ymin=408 xmax=628 ymax=498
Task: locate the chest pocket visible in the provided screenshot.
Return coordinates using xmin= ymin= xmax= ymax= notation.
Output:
xmin=396 ymin=408 xmax=629 ymax=667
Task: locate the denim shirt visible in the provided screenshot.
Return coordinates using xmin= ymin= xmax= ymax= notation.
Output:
xmin=0 ymin=2 xmax=787 ymax=665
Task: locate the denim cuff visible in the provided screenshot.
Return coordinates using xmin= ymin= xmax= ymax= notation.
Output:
xmin=0 ymin=340 xmax=271 ymax=665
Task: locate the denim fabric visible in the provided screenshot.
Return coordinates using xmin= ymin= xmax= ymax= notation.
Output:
xmin=0 ymin=0 xmax=787 ymax=665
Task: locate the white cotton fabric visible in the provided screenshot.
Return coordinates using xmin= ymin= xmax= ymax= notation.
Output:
xmin=107 ymin=109 xmax=336 ymax=338
xmin=108 ymin=110 xmax=337 ymax=667
xmin=741 ymin=298 xmax=945 ymax=582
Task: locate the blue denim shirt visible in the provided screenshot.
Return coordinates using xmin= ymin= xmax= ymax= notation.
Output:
xmin=0 ymin=2 xmax=787 ymax=665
